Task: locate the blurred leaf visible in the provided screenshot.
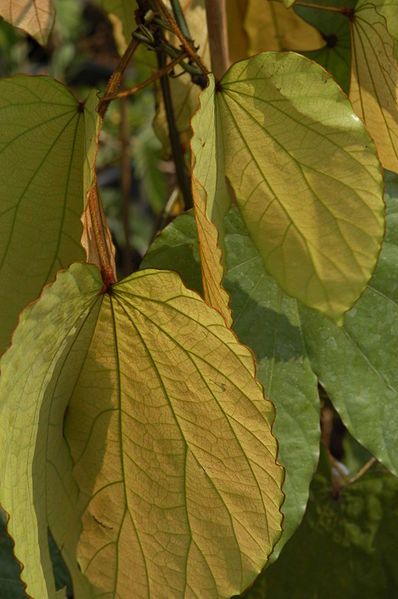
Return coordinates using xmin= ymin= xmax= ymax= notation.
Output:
xmin=0 ymin=0 xmax=55 ymax=44
xmin=0 ymin=76 xmax=98 ymax=355
xmin=248 ymin=455 xmax=398 ymax=598
xmin=227 ymin=0 xmax=250 ymax=62
xmin=99 ymin=0 xmax=137 ymax=50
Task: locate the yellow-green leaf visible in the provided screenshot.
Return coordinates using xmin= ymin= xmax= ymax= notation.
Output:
xmin=0 ymin=264 xmax=101 ymax=598
xmin=0 ymin=264 xmax=283 ymax=598
xmin=0 ymin=76 xmax=99 ymax=355
xmin=0 ymin=0 xmax=55 ymax=44
xmin=350 ymin=0 xmax=398 ymax=172
xmin=204 ymin=52 xmax=384 ymax=320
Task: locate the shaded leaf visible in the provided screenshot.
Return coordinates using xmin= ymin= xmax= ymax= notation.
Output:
xmin=0 ymin=264 xmax=283 ymax=598
xmin=0 ymin=0 xmax=55 ymax=44
xmin=195 ymin=52 xmax=384 ymax=320
xmin=249 ymin=454 xmax=398 ymax=598
xmin=0 ymin=509 xmax=26 ymax=598
xmin=299 ymin=172 xmax=398 ymax=475
xmin=227 ymin=0 xmax=250 ymax=63
xmin=0 ymin=76 xmax=99 ymax=355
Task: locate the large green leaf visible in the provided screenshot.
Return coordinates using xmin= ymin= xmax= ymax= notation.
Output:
xmin=143 ymin=210 xmax=320 ymax=560
xmin=0 ymin=264 xmax=283 ymax=598
xmin=0 ymin=76 xmax=98 ymax=355
xmin=299 ymin=172 xmax=398 ymax=475
xmin=0 ymin=0 xmax=55 ymax=44
xmin=192 ymin=53 xmax=384 ymax=320
xmin=250 ymin=453 xmax=398 ymax=598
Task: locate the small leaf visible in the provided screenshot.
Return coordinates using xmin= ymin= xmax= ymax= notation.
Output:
xmin=0 ymin=264 xmax=283 ymax=598
xmin=0 ymin=0 xmax=55 ymax=44
xmin=0 ymin=76 xmax=99 ymax=355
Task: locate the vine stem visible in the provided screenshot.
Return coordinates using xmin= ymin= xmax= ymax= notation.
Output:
xmin=98 ymin=36 xmax=140 ymax=118
xmin=102 ymin=52 xmax=187 ymax=102
xmin=205 ymin=0 xmax=230 ymax=80
xmin=153 ymin=0 xmax=209 ymax=77
xmin=294 ymin=1 xmax=353 ymax=15
xmin=347 ymin=457 xmax=377 ymax=485
xmin=157 ymin=48 xmax=193 ymax=209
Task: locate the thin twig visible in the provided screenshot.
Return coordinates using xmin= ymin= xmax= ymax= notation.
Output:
xmin=205 ymin=0 xmax=230 ymax=80
xmin=153 ymin=0 xmax=209 ymax=77
xmin=157 ymin=48 xmax=193 ymax=209
xmin=98 ymin=37 xmax=140 ymax=118
xmin=120 ymin=97 xmax=133 ymax=275
xmin=102 ymin=52 xmax=187 ymax=102
xmin=348 ymin=457 xmax=377 ymax=486
xmin=294 ymin=1 xmax=353 ymax=15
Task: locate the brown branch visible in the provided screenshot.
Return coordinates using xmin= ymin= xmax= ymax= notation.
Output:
xmin=205 ymin=0 xmax=230 ymax=80
xmin=98 ymin=37 xmax=140 ymax=118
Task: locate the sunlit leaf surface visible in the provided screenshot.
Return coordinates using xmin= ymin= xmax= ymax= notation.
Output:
xmin=0 ymin=264 xmax=283 ymax=599
xmin=0 ymin=0 xmax=55 ymax=43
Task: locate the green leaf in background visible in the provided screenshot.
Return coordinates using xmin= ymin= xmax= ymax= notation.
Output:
xmin=0 ymin=509 xmax=26 ymax=598
xmin=0 ymin=0 xmax=55 ymax=44
xmin=0 ymin=264 xmax=283 ymax=598
xmin=294 ymin=2 xmax=352 ymax=92
xmin=0 ymin=76 xmax=99 ymax=355
xmin=248 ymin=453 xmax=398 ymax=598
xmin=218 ymin=52 xmax=384 ymax=321
xmin=299 ymin=172 xmax=398 ymax=475
xmin=99 ymin=0 xmax=137 ymax=50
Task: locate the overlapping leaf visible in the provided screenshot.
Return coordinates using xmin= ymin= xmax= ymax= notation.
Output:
xmin=143 ymin=171 xmax=398 ymax=560
xmin=192 ymin=52 xmax=384 ymax=320
xmin=99 ymin=0 xmax=137 ymax=49
xmin=299 ymin=172 xmax=398 ymax=475
xmin=0 ymin=76 xmax=99 ymax=355
xmin=0 ymin=0 xmax=55 ymax=44
xmin=0 ymin=264 xmax=283 ymax=598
